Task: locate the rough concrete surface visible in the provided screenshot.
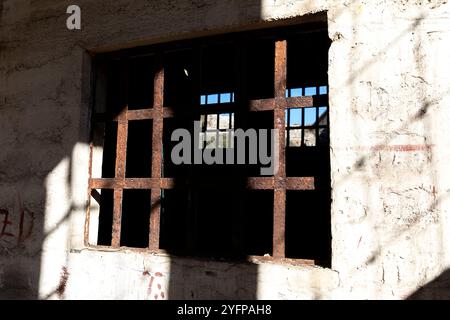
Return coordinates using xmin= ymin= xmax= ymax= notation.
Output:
xmin=0 ymin=0 xmax=450 ymax=299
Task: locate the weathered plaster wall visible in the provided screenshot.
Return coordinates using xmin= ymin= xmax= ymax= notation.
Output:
xmin=0 ymin=0 xmax=449 ymax=299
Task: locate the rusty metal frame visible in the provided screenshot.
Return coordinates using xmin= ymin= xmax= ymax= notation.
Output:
xmin=85 ymin=37 xmax=325 ymax=264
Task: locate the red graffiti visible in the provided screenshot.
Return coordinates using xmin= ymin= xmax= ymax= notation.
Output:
xmin=339 ymin=144 xmax=434 ymax=152
xmin=0 ymin=209 xmax=14 ymax=239
xmin=18 ymin=197 xmax=34 ymax=244
xmin=0 ymin=196 xmax=35 ymax=246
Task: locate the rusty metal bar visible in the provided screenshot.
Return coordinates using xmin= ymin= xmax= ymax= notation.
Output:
xmin=275 ymin=41 xmax=287 ymax=99
xmin=273 ymin=40 xmax=287 ymax=258
xmin=112 ymin=188 xmax=123 ymax=247
xmin=127 ymin=108 xmax=174 ymax=120
xmin=283 ymin=96 xmax=314 ymax=108
xmin=93 ymin=95 xmax=321 ymax=123
xmin=247 ymin=96 xmax=316 ymax=111
xmin=90 ymin=178 xmax=174 ymax=189
xmin=247 ymin=255 xmax=315 ymax=266
xmin=90 ymin=176 xmax=312 ymax=192
xmin=111 ymin=115 xmax=127 ymax=247
xmin=111 ymin=58 xmax=128 ymax=248
xmin=84 ymin=141 xmax=94 ymax=246
xmin=248 ymin=99 xmax=275 ymax=111
xmin=127 ymin=109 xmax=153 ymax=120
xmin=149 ymin=56 xmax=164 ymax=250
xmin=286 ymin=177 xmax=315 ymax=190
xmin=273 ymin=189 xmax=286 ymax=258
xmin=94 ymin=108 xmax=174 ymax=122
xmin=246 ymin=177 xmax=274 ymax=189
xmin=115 ymin=119 xmax=128 ymax=178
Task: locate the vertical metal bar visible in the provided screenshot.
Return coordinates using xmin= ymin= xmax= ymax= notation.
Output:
xmin=273 ymin=40 xmax=287 ymax=258
xmin=316 ymin=106 xmax=319 ymax=144
xmin=149 ymin=54 xmax=164 ymax=250
xmin=316 ymin=86 xmax=320 ymax=144
xmin=111 ymin=60 xmax=128 ymax=248
xmin=84 ymin=142 xmax=94 ymax=246
xmin=275 ymin=41 xmax=287 ymax=99
xmin=112 ymin=116 xmax=128 ymax=247
xmin=112 ymin=188 xmax=124 ymax=247
xmin=301 ymin=107 xmax=305 ymax=147
xmin=273 ymin=188 xmax=286 ymax=257
xmin=286 ymin=109 xmax=290 ymax=147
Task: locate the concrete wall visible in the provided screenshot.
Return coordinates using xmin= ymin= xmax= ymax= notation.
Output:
xmin=0 ymin=0 xmax=449 ymax=299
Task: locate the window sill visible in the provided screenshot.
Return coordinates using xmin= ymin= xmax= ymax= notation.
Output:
xmin=77 ymin=244 xmax=322 ymax=267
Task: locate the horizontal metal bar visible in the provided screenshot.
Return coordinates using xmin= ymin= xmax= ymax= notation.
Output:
xmin=127 ymin=108 xmax=174 ymax=120
xmin=90 ymin=177 xmax=314 ymax=191
xmin=90 ymin=178 xmax=174 ymax=189
xmin=285 ymin=177 xmax=315 ymax=190
xmin=246 ymin=177 xmax=275 ymax=189
xmin=247 ymin=255 xmax=315 ymax=266
xmin=284 ymin=96 xmax=314 ymax=108
xmin=93 ymin=108 xmax=174 ymax=122
xmin=247 ymin=96 xmax=326 ymax=111
xmin=248 ymin=99 xmax=275 ymax=111
xmin=94 ymin=96 xmax=328 ymax=122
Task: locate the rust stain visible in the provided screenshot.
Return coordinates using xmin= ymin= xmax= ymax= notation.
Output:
xmin=147 ymin=276 xmax=155 ymax=296
xmin=56 ymin=266 xmax=70 ymax=298
xmin=155 ymin=272 xmax=163 ymax=277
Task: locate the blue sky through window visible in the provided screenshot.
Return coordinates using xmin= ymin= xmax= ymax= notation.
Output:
xmin=286 ymin=86 xmax=327 ymax=98
xmin=289 ymin=108 xmax=302 ymax=126
xmin=287 ymin=107 xmax=326 ymax=127
xmin=208 ymin=94 xmax=218 ymax=104
xmin=220 ymin=93 xmax=231 ymax=103
xmin=304 ymin=87 xmax=317 ymax=96
xmin=200 ymin=92 xmax=234 ymax=105
xmin=304 ymin=108 xmax=316 ymax=125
